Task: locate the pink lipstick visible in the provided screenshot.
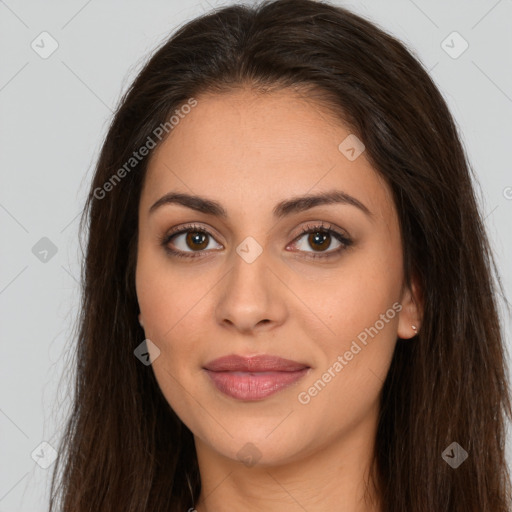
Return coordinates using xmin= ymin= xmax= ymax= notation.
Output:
xmin=203 ymin=354 xmax=310 ymax=401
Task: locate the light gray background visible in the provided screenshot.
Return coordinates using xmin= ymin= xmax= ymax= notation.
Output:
xmin=1 ymin=0 xmax=511 ymax=510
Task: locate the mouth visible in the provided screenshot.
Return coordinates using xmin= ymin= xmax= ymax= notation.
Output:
xmin=203 ymin=354 xmax=311 ymax=401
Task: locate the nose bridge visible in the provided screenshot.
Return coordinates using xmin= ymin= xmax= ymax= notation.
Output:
xmin=227 ymin=238 xmax=271 ymax=303
xmin=215 ymin=236 xmax=285 ymax=332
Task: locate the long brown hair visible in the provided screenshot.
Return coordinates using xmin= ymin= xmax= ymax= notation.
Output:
xmin=48 ymin=0 xmax=512 ymax=510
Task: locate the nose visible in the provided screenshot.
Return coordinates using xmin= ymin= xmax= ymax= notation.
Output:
xmin=214 ymin=248 xmax=288 ymax=335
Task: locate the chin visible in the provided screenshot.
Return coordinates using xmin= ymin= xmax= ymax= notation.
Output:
xmin=192 ymin=416 xmax=317 ymax=468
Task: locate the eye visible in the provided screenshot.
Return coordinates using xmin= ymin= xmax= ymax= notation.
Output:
xmin=159 ymin=223 xmax=223 ymax=259
xmin=288 ymin=221 xmax=353 ymax=260
xmin=159 ymin=221 xmax=353 ymax=260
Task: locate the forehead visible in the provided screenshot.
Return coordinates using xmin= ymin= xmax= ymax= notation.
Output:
xmin=140 ymin=88 xmax=395 ymax=223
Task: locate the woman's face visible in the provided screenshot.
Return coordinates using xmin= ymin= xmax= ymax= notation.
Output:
xmin=136 ymin=88 xmax=419 ymax=466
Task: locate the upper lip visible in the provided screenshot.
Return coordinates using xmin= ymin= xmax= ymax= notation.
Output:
xmin=203 ymin=354 xmax=310 ymax=372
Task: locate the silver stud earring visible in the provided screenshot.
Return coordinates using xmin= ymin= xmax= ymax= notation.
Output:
xmin=411 ymin=325 xmax=417 ymax=333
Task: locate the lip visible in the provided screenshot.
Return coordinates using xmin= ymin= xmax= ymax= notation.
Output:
xmin=203 ymin=354 xmax=311 ymax=401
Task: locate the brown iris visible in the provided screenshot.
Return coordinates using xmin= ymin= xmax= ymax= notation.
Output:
xmin=186 ymin=231 xmax=209 ymax=250
xmin=308 ymin=231 xmax=330 ymax=252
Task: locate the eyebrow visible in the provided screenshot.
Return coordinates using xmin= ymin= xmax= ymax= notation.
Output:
xmin=148 ymin=190 xmax=373 ymax=219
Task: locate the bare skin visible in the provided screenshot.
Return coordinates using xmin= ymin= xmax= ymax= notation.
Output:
xmin=135 ymin=88 xmax=422 ymax=512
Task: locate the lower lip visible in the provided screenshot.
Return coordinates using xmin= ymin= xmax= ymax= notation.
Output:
xmin=204 ymin=369 xmax=310 ymax=401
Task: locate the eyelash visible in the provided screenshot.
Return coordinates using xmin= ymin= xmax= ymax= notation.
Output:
xmin=158 ymin=221 xmax=353 ymax=261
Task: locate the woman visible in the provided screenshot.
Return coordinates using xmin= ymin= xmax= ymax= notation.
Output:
xmin=49 ymin=0 xmax=512 ymax=510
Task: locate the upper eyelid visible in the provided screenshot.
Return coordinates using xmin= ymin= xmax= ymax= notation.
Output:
xmin=166 ymin=223 xmax=222 ymax=242
xmin=166 ymin=221 xmax=344 ymax=235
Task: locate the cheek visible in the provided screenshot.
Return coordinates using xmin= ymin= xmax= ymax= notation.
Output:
xmin=296 ymin=244 xmax=402 ymax=402
xmin=135 ymin=247 xmax=216 ymax=389
xmin=136 ymin=245 xmax=207 ymax=339
xmin=136 ymin=255 xmax=208 ymax=429
xmin=296 ymin=287 xmax=399 ymax=439
xmin=296 ymin=246 xmax=402 ymax=342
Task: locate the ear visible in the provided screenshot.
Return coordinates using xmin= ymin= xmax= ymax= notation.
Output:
xmin=397 ymin=273 xmax=423 ymax=340
xmin=138 ymin=313 xmax=144 ymax=328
